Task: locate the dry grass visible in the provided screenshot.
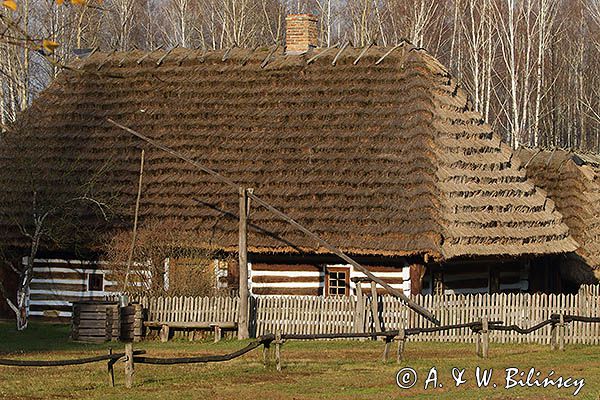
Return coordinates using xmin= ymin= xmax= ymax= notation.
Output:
xmin=0 ymin=322 xmax=598 ymax=399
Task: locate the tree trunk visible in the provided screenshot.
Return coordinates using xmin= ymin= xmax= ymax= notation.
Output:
xmin=15 ymin=287 xmax=29 ymax=331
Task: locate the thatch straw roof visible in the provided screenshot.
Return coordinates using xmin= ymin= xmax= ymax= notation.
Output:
xmin=518 ymin=148 xmax=600 ymax=272
xmin=0 ymin=46 xmax=577 ymax=261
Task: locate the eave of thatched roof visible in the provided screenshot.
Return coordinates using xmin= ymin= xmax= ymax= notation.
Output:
xmin=517 ymin=147 xmax=600 ymax=270
xmin=0 ymin=46 xmax=577 ymax=261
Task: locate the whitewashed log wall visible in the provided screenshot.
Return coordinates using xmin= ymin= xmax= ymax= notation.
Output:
xmin=249 ymin=262 xmax=410 ymax=296
xmin=29 ymin=258 xmax=150 ymax=318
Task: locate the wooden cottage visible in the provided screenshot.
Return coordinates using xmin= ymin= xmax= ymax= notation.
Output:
xmin=518 ymin=148 xmax=600 ymax=289
xmin=0 ymin=16 xmax=580 ymax=317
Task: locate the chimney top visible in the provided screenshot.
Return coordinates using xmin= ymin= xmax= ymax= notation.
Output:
xmin=285 ymin=14 xmax=318 ymax=55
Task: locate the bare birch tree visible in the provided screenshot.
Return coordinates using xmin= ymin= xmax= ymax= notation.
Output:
xmin=0 ymin=136 xmax=112 ymax=329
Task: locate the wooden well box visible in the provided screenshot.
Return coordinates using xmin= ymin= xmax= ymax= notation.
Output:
xmin=119 ymin=304 xmax=143 ymax=342
xmin=71 ymin=301 xmax=120 ymax=343
xmin=71 ymin=301 xmax=144 ymax=343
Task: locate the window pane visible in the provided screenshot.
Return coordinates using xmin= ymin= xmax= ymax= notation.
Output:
xmin=88 ymin=273 xmax=103 ymax=291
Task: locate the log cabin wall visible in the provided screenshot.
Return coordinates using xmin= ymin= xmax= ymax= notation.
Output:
xmin=28 ymin=258 xmax=150 ymax=319
xmin=422 ymin=259 xmax=530 ymax=295
xmin=248 ymin=260 xmax=411 ymax=297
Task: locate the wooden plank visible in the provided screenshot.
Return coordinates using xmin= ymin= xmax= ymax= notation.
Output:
xmin=370 ymin=282 xmax=381 ymax=333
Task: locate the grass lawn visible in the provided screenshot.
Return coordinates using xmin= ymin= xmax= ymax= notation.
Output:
xmin=0 ymin=322 xmax=598 ymax=399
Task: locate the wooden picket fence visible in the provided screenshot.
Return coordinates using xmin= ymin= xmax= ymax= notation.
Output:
xmin=126 ymin=285 xmax=600 ymax=344
xmin=254 ymin=295 xmax=357 ymax=336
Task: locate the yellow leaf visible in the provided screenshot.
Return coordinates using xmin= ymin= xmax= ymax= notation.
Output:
xmin=2 ymin=0 xmax=17 ymax=11
xmin=56 ymin=0 xmax=64 ymax=4
xmin=42 ymin=39 xmax=60 ymax=54
xmin=70 ymin=0 xmax=86 ymax=4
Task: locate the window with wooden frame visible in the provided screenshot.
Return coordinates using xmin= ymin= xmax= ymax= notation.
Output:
xmin=325 ymin=267 xmax=350 ymax=296
xmin=88 ymin=273 xmax=104 ymax=292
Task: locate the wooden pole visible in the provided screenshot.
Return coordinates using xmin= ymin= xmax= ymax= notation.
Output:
xmin=481 ymin=317 xmax=489 ymax=359
xmin=475 ymin=327 xmax=482 ymax=357
xmin=354 ymin=279 xmax=364 ymax=333
xmin=559 ymin=314 xmax=565 ymax=351
xmin=550 ymin=322 xmax=557 ymax=351
xmin=396 ymin=328 xmax=406 ymax=363
xmin=238 ymin=187 xmax=250 ymax=339
xmin=370 ymin=281 xmax=382 ymax=334
xmin=124 ymin=149 xmax=145 ymax=292
xmin=275 ymin=331 xmax=282 ymax=372
xmin=159 ymin=324 xmax=169 ymax=343
xmin=124 ymin=342 xmax=134 ymax=389
xmin=107 ymin=348 xmax=115 ymax=387
xmin=382 ymin=337 xmax=391 ymax=363
xmin=262 ymin=342 xmax=271 ymax=368
xmin=214 ymin=325 xmax=222 ymax=343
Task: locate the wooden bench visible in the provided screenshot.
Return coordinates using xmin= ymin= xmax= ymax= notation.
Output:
xmin=143 ymin=321 xmax=237 ymax=342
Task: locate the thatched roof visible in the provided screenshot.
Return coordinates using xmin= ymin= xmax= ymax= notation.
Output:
xmin=0 ymin=46 xmax=577 ymax=261
xmin=518 ymin=148 xmax=600 ymax=271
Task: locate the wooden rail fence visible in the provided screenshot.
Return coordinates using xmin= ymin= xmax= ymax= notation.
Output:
xmin=2 ymin=312 xmax=600 ymax=388
xmin=3 ymin=312 xmax=600 ymax=388
xmin=126 ymin=285 xmax=600 ymax=344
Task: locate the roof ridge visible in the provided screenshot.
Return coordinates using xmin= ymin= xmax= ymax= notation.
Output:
xmin=72 ymin=44 xmax=443 ymax=71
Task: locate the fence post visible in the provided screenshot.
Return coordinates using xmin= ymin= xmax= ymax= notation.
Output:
xmin=263 ymin=342 xmax=271 ymax=368
xmin=475 ymin=323 xmax=482 ymax=357
xmin=214 ymin=325 xmax=222 ymax=343
xmin=275 ymin=331 xmax=282 ymax=372
xmin=396 ymin=327 xmax=406 ymax=363
xmin=481 ymin=317 xmax=489 ymax=358
xmin=370 ymin=281 xmax=381 ymax=334
xmin=159 ymin=324 xmax=170 ymax=343
xmin=559 ymin=314 xmax=565 ymax=351
xmin=550 ymin=322 xmax=557 ymax=351
xmin=354 ymin=279 xmax=364 ymax=334
xmin=125 ymin=342 xmax=134 ymax=388
xmin=382 ymin=337 xmax=391 ymax=363
xmin=107 ymin=348 xmax=115 ymax=387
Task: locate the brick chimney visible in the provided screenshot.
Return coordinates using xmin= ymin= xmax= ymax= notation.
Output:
xmin=285 ymin=14 xmax=318 ymax=54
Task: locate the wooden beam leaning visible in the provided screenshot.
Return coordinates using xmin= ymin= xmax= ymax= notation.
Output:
xmin=375 ymin=43 xmax=403 ymax=65
xmin=156 ymin=47 xmax=175 ymax=66
xmin=307 ymin=43 xmax=339 ymax=65
xmin=107 ymin=119 xmax=439 ymax=325
xmin=353 ymin=41 xmax=374 ymax=65
xmin=332 ymin=41 xmax=350 ymax=65
xmin=240 ymin=45 xmax=259 ymax=66
xmin=261 ymin=43 xmax=279 ymax=69
xmin=222 ymin=46 xmax=234 ymax=62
